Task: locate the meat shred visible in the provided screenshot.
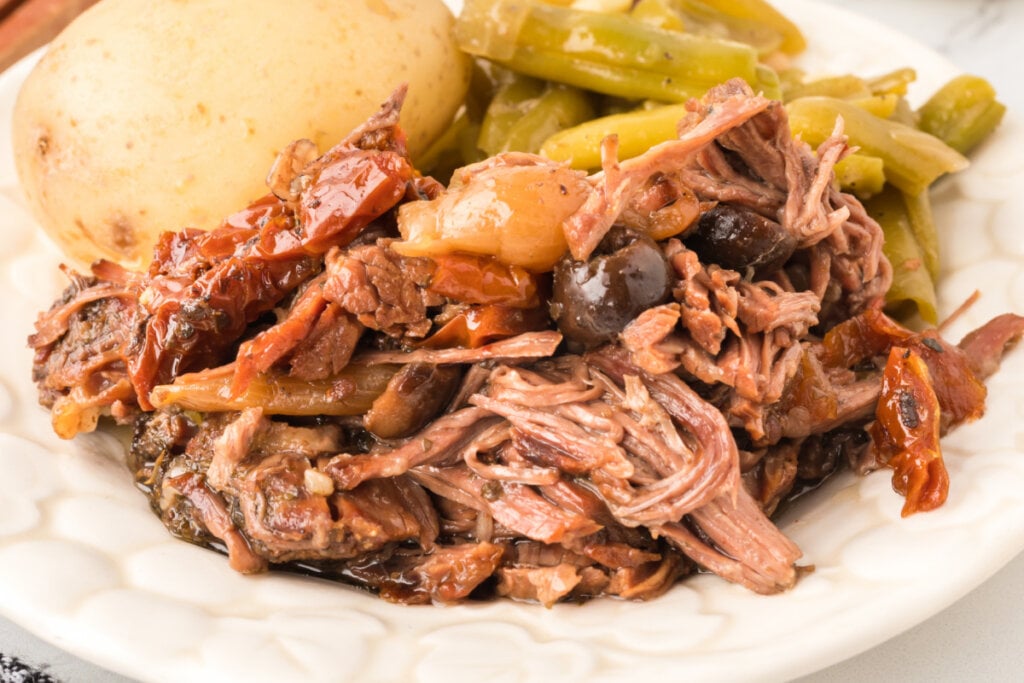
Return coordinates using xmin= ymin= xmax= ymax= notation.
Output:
xmin=28 ymin=81 xmax=1023 ymax=605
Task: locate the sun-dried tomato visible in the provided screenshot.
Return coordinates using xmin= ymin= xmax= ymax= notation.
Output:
xmin=130 ymin=161 xmax=411 ymax=408
xmin=822 ymin=309 xmax=987 ymax=432
xmin=427 ymin=253 xmax=540 ymax=309
xmin=821 ymin=307 xmax=913 ymax=367
xmin=421 ymin=305 xmax=550 ymax=349
xmin=871 ymin=346 xmax=948 ymax=516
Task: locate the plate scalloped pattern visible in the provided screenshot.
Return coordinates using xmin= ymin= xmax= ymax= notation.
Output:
xmin=1 ymin=1 xmax=1022 ymax=681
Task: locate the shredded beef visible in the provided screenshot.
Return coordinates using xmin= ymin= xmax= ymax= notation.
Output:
xmin=29 ymin=80 xmax=1022 ymax=606
xmin=957 ymin=313 xmax=1024 ymax=380
xmin=29 ymin=271 xmax=138 ymax=436
xmin=322 ymin=243 xmax=438 ymax=340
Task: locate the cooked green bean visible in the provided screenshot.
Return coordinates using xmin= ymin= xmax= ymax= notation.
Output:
xmin=786 ymin=96 xmax=968 ymax=196
xmin=540 ymin=103 xmax=690 ymax=169
xmin=478 ymin=76 xmax=595 ymax=156
xmin=833 ymin=153 xmax=885 ymax=198
xmin=865 ymin=187 xmax=938 ymax=324
xmin=888 ymin=96 xmax=919 ymax=127
xmin=784 ymin=74 xmax=872 ymax=102
xmin=780 ymin=67 xmax=915 ymax=112
xmin=455 ymin=0 xmax=771 ymax=103
xmin=418 ymin=61 xmax=502 ymax=176
xmin=918 ymin=74 xmax=1006 ymax=154
xmin=417 ymin=107 xmax=477 ymax=173
xmin=901 ymin=187 xmax=940 ymax=281
xmin=670 ymin=0 xmax=806 ymax=55
xmin=597 ymin=95 xmax=655 ymax=118
xmin=849 ymin=94 xmax=899 ymax=119
xmin=755 ymin=64 xmax=782 ymax=100
xmin=667 ymin=0 xmax=784 ymax=56
xmin=478 ymin=75 xmax=547 ymax=155
xmin=150 ymin=363 xmax=399 ymax=416
xmin=631 ymin=0 xmax=686 ymax=31
xmin=868 ymin=68 xmax=916 ymax=97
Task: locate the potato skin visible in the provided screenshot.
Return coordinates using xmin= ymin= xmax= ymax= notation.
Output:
xmin=12 ymin=0 xmax=470 ymax=268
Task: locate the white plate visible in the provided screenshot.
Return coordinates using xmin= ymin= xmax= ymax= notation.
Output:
xmin=1 ymin=1 xmax=1023 ymax=681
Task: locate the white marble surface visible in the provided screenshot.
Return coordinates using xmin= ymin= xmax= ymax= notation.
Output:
xmin=2 ymin=1 xmax=1022 ymax=681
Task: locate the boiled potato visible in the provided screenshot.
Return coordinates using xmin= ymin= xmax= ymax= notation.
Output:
xmin=12 ymin=0 xmax=471 ymax=268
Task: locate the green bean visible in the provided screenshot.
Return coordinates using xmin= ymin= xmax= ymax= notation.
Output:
xmin=888 ymin=96 xmax=919 ymax=127
xmin=782 ymin=72 xmax=913 ymax=107
xmin=508 ymin=85 xmax=596 ymax=153
xmin=917 ymin=74 xmax=1006 ymax=154
xmin=455 ymin=0 xmax=768 ymax=103
xmin=478 ymin=76 xmax=595 ymax=156
xmin=849 ymin=94 xmax=899 ymax=119
xmin=418 ymin=61 xmax=502 ymax=176
xmin=867 ymin=68 xmax=916 ymax=97
xmin=465 ymin=59 xmax=508 ymax=122
xmin=478 ymin=75 xmax=548 ymax=155
xmin=833 ymin=153 xmax=885 ymax=198
xmin=777 ymin=67 xmax=806 ymax=96
xmin=784 ymin=74 xmax=871 ymax=102
xmin=670 ymin=0 xmax=806 ymax=55
xmin=540 ymin=103 xmax=690 ymax=169
xmin=901 ymin=188 xmax=940 ymax=281
xmin=755 ymin=64 xmax=782 ymax=100
xmin=631 ymin=0 xmax=686 ymax=31
xmin=597 ymin=95 xmax=654 ymax=118
xmin=150 ymin=363 xmax=399 ymax=416
xmin=417 ymin=107 xmax=475 ymax=172
xmin=865 ymin=187 xmax=938 ymax=325
xmin=786 ymin=96 xmax=968 ymax=196
xmin=667 ymin=0 xmax=784 ymax=56
xmin=416 ymin=108 xmax=485 ymax=183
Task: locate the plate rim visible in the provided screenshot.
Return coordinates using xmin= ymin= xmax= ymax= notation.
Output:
xmin=1 ymin=1 xmax=1023 ymax=681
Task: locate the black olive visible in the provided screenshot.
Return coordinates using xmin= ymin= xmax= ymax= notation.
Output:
xmin=686 ymin=203 xmax=796 ymax=274
xmin=550 ymin=227 xmax=673 ymax=349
